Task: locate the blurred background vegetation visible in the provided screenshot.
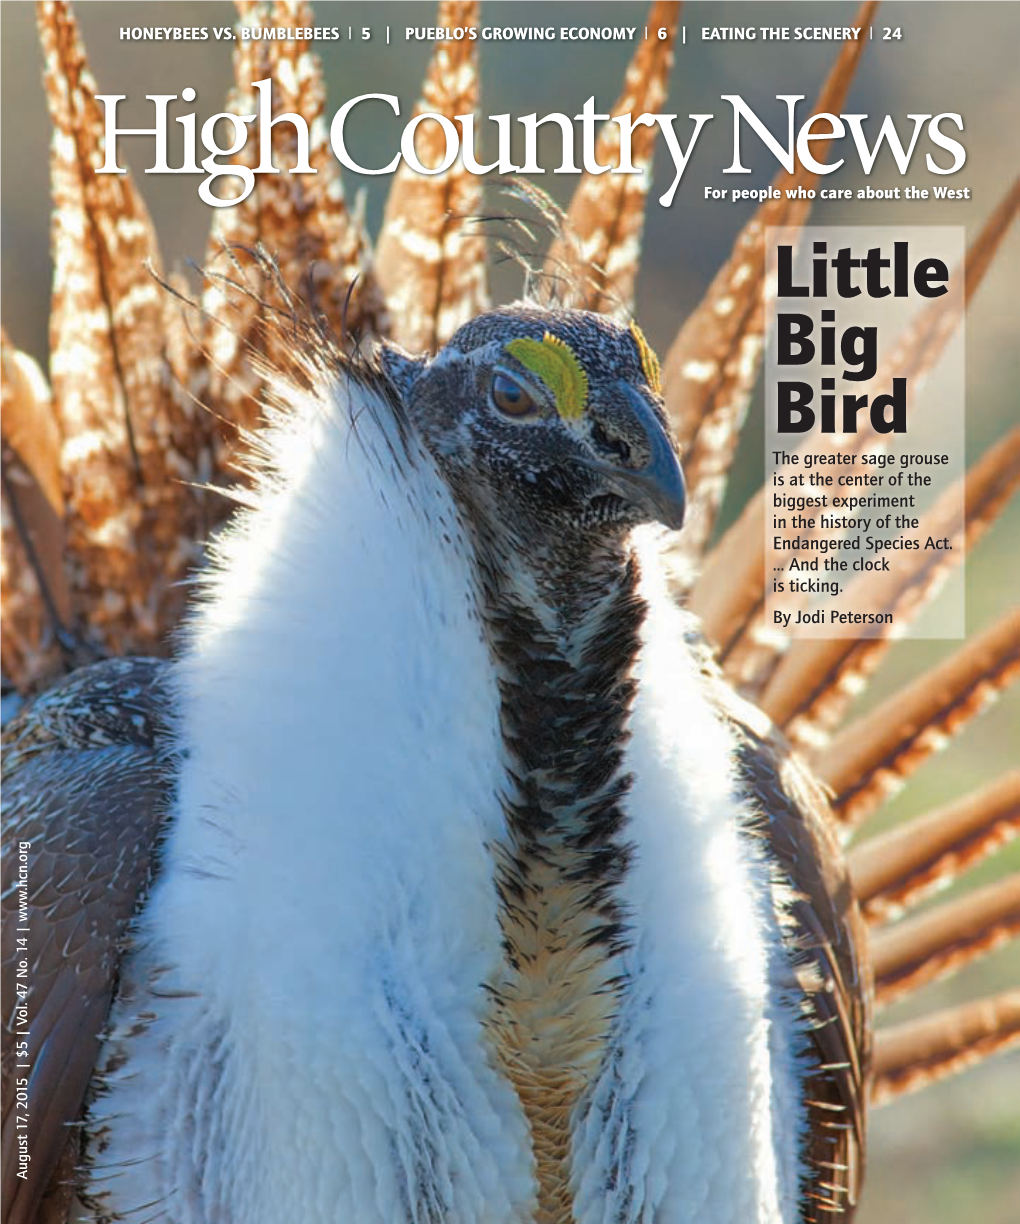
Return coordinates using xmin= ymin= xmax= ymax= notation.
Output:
xmin=2 ymin=3 xmax=1017 ymax=1219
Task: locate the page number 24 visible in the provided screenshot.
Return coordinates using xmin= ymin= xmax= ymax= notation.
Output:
xmin=882 ymin=28 xmax=903 ymax=40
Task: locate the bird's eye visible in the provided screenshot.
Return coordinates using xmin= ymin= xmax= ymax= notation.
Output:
xmin=491 ymin=372 xmax=537 ymax=418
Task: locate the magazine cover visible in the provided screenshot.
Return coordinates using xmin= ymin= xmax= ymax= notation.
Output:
xmin=2 ymin=3 xmax=1017 ymax=1223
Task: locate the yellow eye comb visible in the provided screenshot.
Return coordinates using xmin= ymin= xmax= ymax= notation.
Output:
xmin=505 ymin=333 xmax=589 ymax=421
xmin=629 ymin=321 xmax=662 ymax=396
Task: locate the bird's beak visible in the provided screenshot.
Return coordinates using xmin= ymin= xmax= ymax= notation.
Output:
xmin=581 ymin=383 xmax=687 ymax=531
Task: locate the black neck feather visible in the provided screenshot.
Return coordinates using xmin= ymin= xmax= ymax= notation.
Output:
xmin=478 ymin=545 xmax=646 ymax=957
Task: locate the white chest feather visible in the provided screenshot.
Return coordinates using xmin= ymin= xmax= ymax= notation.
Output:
xmin=569 ymin=534 xmax=806 ymax=1224
xmin=86 ymin=392 xmax=805 ymax=1223
xmin=87 ymin=378 xmax=534 ymax=1223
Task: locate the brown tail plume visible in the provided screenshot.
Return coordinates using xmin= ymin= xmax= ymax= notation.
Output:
xmin=196 ymin=1 xmax=386 ymax=452
xmin=260 ymin=0 xmax=387 ymax=341
xmin=872 ymin=992 xmax=1020 ymax=1104
xmin=822 ymin=610 xmax=1020 ymax=829
xmin=1 ymin=333 xmax=69 ymax=689
xmin=543 ymin=2 xmax=680 ymax=315
xmin=662 ymin=2 xmax=877 ymax=570
xmin=195 ymin=0 xmax=272 ymax=440
xmin=851 ymin=772 xmax=1020 ymax=922
xmin=870 ymin=874 xmax=1020 ymax=1006
xmin=375 ymin=2 xmax=488 ymax=353
xmin=37 ymin=0 xmax=207 ymax=662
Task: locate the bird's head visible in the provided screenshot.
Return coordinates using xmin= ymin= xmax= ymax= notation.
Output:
xmin=379 ymin=306 xmax=685 ymax=554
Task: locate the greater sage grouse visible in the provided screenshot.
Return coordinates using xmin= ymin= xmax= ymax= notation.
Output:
xmin=2 ymin=5 xmax=1019 ymax=1224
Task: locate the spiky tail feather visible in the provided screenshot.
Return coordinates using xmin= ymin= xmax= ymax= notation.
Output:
xmin=872 ymin=992 xmax=1020 ymax=1104
xmin=822 ymin=610 xmax=1020 ymax=830
xmin=851 ymin=772 xmax=1020 ymax=922
xmin=542 ymin=0 xmax=680 ymax=315
xmin=375 ymin=0 xmax=488 ymax=352
xmin=662 ymin=1 xmax=879 ymax=569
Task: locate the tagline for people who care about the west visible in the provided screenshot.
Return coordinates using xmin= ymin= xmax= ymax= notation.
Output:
xmin=702 ymin=183 xmax=973 ymax=208
xmin=764 ymin=227 xmax=966 ymax=640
